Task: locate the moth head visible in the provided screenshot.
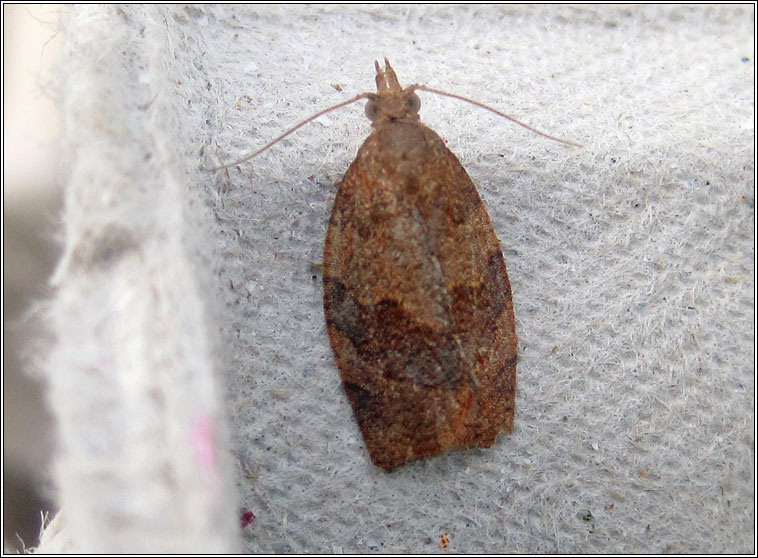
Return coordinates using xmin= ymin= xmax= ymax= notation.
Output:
xmin=364 ymin=90 xmax=421 ymax=123
xmin=367 ymin=58 xmax=422 ymax=125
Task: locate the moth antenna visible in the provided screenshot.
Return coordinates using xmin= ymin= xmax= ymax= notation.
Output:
xmin=412 ymin=85 xmax=583 ymax=148
xmin=210 ymin=92 xmax=374 ymax=171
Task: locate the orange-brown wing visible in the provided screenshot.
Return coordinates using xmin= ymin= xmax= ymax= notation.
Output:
xmin=323 ymin=120 xmax=516 ymax=470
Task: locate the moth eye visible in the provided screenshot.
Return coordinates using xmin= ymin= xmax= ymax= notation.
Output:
xmin=365 ymin=100 xmax=379 ymax=121
xmin=406 ymin=93 xmax=421 ymax=113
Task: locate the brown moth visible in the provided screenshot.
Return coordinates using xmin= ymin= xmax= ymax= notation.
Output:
xmin=322 ymin=59 xmax=518 ymax=471
xmin=213 ymin=58 xmax=578 ymax=471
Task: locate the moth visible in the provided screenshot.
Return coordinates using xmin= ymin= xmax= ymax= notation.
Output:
xmin=323 ymin=59 xmax=517 ymax=471
xmin=215 ymin=59 xmax=578 ymax=471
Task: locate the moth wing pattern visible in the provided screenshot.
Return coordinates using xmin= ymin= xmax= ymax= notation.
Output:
xmin=323 ymin=112 xmax=517 ymax=471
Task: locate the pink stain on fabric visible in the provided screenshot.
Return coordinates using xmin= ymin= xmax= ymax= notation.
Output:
xmin=240 ymin=509 xmax=256 ymax=528
xmin=191 ymin=414 xmax=217 ymax=472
